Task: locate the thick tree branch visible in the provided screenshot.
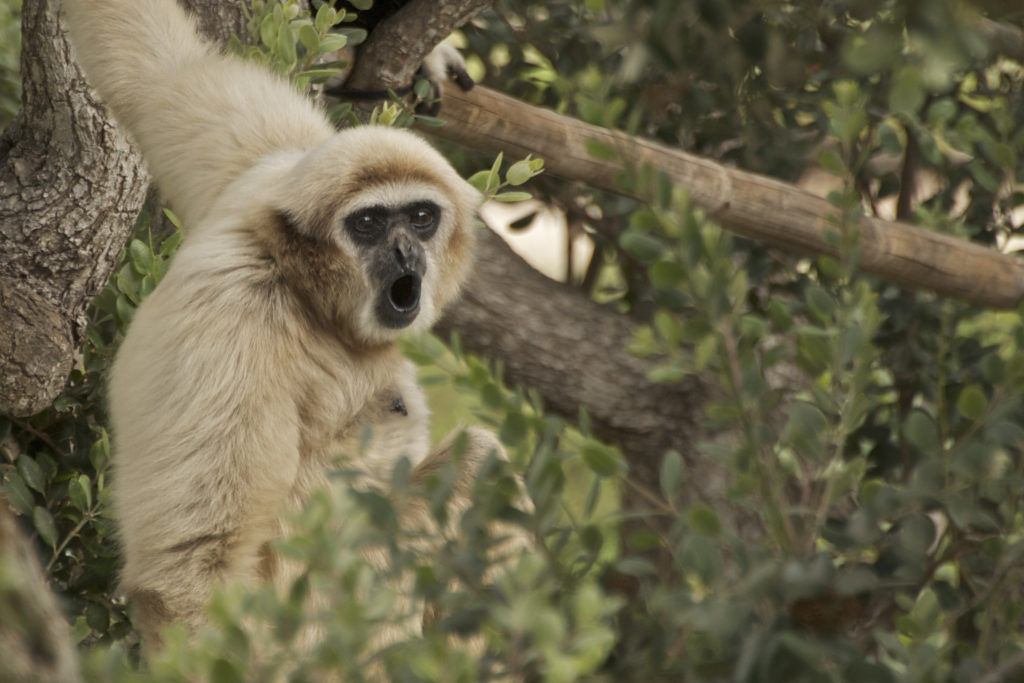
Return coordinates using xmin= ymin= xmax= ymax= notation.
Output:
xmin=425 ymin=85 xmax=1024 ymax=310
xmin=0 ymin=0 xmax=146 ymax=416
xmin=345 ymin=0 xmax=492 ymax=92
xmin=0 ymin=0 xmax=256 ymax=418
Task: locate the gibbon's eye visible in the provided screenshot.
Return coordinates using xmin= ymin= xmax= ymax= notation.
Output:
xmin=346 ymin=208 xmax=387 ymax=242
xmin=407 ymin=202 xmax=439 ymax=237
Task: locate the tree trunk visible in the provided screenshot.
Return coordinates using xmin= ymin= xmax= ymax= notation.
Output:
xmin=0 ymin=0 xmax=147 ymax=416
xmin=0 ymin=0 xmax=257 ymax=418
xmin=0 ymin=504 xmax=82 ymax=682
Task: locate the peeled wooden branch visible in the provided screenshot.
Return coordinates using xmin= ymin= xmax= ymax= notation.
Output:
xmin=428 ymin=86 xmax=1024 ymax=310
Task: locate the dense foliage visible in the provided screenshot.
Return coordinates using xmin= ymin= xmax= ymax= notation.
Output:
xmin=4 ymin=0 xmax=1024 ymax=680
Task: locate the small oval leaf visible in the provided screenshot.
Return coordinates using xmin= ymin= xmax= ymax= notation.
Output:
xmin=956 ymin=384 xmax=987 ymax=421
xmin=17 ymin=455 xmax=47 ymax=494
xmin=33 ymin=506 xmax=59 ymax=549
xmin=582 ymin=442 xmax=626 ymax=477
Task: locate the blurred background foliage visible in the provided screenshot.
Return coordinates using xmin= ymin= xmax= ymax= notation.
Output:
xmin=0 ymin=0 xmax=20 ymax=128
xmin=5 ymin=0 xmax=1024 ymax=680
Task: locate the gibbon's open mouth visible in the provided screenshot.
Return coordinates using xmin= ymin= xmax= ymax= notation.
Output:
xmin=388 ymin=274 xmax=421 ymax=313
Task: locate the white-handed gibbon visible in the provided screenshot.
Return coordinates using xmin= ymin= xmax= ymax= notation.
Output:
xmin=62 ymin=0 xmax=524 ymax=651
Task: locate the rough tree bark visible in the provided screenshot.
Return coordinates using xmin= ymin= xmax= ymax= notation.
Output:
xmin=0 ymin=0 xmax=260 ymax=419
xmin=0 ymin=0 xmax=147 ymax=416
xmin=345 ymin=0 xmax=493 ymax=93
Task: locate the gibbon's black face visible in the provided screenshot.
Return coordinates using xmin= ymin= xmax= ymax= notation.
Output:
xmin=345 ymin=200 xmax=441 ymax=329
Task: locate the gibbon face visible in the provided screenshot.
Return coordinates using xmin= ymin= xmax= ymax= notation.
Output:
xmin=269 ymin=127 xmax=480 ymax=347
xmin=345 ymin=199 xmax=438 ymax=330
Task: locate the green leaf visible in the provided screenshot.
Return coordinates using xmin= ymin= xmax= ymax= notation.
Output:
xmin=619 ymin=232 xmax=665 ymax=263
xmin=580 ymin=524 xmax=604 ymax=554
xmin=903 ymin=410 xmax=941 ymax=455
xmin=645 ymin=364 xmax=688 ymax=383
xmin=1 ymin=472 xmax=36 ymax=516
xmin=492 ymin=191 xmax=532 ymax=203
xmin=414 ymin=114 xmax=445 ymax=128
xmin=506 ymin=159 xmax=538 ymax=186
xmin=259 ymin=13 xmax=278 ymax=48
xmin=984 ymin=419 xmax=1024 ymax=446
xmin=927 ymin=98 xmax=957 ymax=127
xmin=818 ymin=148 xmax=845 ymax=175
xmin=500 ymin=411 xmax=528 ymax=446
xmin=968 ymin=160 xmax=1000 ymax=193
xmin=654 ymin=310 xmax=682 ymax=345
xmin=210 ymin=658 xmax=245 ymax=683
xmin=299 ymin=67 xmax=345 ymax=81
xmin=687 ymin=504 xmax=721 ymax=536
xmin=333 ymin=27 xmax=367 ymax=46
xmin=297 ymin=23 xmax=319 ymax=52
xmin=649 ymin=260 xmax=687 ymax=288
xmin=582 ymin=442 xmax=626 ymax=477
xmin=115 ymin=293 xmax=135 ymax=326
xmin=115 ymin=263 xmax=140 ymax=303
xmin=782 ymin=401 xmax=827 ymax=457
xmin=69 ymin=474 xmax=92 ymax=512
xmin=956 ymin=384 xmax=987 ymax=421
xmin=161 ymin=208 xmax=183 ymax=230
xmin=889 ymin=65 xmax=926 ymax=116
xmin=277 ymin=23 xmax=297 ymax=67
xmin=128 ymin=239 xmax=153 ymax=275
xmin=466 ymin=170 xmax=496 ymax=193
xmin=17 ymin=455 xmax=47 ymax=494
xmin=660 ymin=450 xmax=684 ymax=503
xmin=480 ymin=382 xmax=506 ymax=410
xmin=804 ymin=285 xmax=836 ymax=323
xmin=614 ymin=556 xmax=656 ymax=577
xmin=315 ymin=3 xmax=337 ymax=33
xmin=33 ymin=506 xmax=58 ymax=549
xmin=413 ymin=77 xmax=432 ymax=100
xmin=89 ymin=430 xmax=110 ymax=472
xmin=488 ymin=152 xmax=504 ymax=185
xmin=318 ymin=32 xmax=348 ymax=54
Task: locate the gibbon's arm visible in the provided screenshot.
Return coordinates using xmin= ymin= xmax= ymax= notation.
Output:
xmin=62 ymin=0 xmax=334 ymax=230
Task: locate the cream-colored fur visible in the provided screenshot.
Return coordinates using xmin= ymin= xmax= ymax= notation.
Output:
xmin=62 ymin=0 xmax=517 ymax=654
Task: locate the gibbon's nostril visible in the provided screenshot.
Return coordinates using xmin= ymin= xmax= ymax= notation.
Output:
xmin=388 ymin=274 xmax=420 ymax=312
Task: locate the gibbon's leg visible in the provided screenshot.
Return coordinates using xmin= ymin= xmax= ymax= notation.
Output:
xmin=62 ymin=0 xmax=334 ymax=230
